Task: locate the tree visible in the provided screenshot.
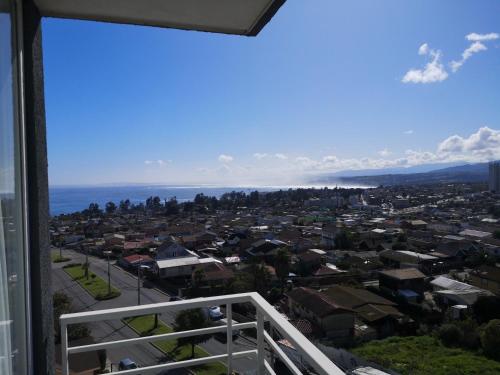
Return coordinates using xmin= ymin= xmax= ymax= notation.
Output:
xmin=187 ymin=269 xmax=205 ymax=298
xmin=473 ymin=296 xmax=500 ymax=323
xmin=274 ymin=248 xmax=290 ymax=293
xmin=53 ymin=292 xmax=90 ymax=343
xmin=438 ymin=323 xmax=462 ymax=347
xmin=174 ymin=309 xmax=213 ymax=358
xmin=165 ymin=197 xmax=179 ymax=215
xmin=335 ymin=230 xmax=353 ymax=249
xmin=105 ymin=201 xmax=116 ymax=214
xmin=119 ymin=199 xmax=130 ymax=212
xmin=481 ymin=319 xmax=500 ymax=360
xmin=249 ymin=262 xmax=272 ymax=297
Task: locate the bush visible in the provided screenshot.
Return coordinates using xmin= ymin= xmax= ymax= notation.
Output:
xmin=456 ymin=318 xmax=480 ymax=350
xmin=438 ymin=324 xmax=463 ymax=347
xmin=473 ymin=296 xmax=500 ymax=323
xmin=481 ymin=319 xmax=500 ymax=361
xmin=63 ymin=262 xmax=82 ymax=269
xmin=95 ymin=290 xmax=121 ymax=300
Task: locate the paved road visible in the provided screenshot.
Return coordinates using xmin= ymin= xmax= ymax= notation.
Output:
xmin=52 ymin=248 xmax=258 ymax=373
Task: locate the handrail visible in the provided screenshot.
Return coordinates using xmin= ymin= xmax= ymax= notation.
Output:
xmin=60 ymin=292 xmax=345 ymax=375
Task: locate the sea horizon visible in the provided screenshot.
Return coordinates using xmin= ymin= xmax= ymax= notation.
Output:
xmin=49 ymin=183 xmax=369 ymax=215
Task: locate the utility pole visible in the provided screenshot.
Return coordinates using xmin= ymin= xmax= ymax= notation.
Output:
xmin=104 ymin=251 xmax=112 ymax=295
xmin=137 ymin=256 xmax=142 ymax=305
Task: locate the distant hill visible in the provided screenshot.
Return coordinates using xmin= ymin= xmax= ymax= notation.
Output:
xmin=312 ymin=162 xmax=490 ymax=186
xmin=329 ymin=161 xmax=466 ymax=177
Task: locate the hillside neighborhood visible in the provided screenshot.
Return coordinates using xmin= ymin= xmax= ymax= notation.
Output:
xmin=51 ymin=182 xmax=500 ymax=374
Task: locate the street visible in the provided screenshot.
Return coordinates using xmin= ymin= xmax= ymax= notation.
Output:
xmin=51 ymin=248 xmax=259 ymax=373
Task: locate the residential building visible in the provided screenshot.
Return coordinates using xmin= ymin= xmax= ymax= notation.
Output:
xmin=469 ymin=265 xmax=500 ymax=295
xmin=489 ymin=160 xmax=500 ymax=193
xmin=379 ymin=268 xmax=426 ymax=300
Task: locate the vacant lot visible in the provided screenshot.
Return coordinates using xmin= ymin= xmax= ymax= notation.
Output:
xmin=353 ymin=335 xmax=500 ymax=375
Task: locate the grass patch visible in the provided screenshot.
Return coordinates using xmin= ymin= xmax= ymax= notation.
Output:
xmin=353 ymin=335 xmax=500 ymax=375
xmin=52 ymin=253 xmax=71 ymax=263
xmin=123 ymin=314 xmax=226 ymax=375
xmin=63 ymin=264 xmax=121 ymax=300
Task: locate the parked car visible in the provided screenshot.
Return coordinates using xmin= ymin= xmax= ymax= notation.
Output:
xmin=208 ymin=306 xmax=224 ymax=321
xmin=118 ymin=358 xmax=138 ymax=371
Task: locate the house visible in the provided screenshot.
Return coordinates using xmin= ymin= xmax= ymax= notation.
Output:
xmin=379 ymin=250 xmax=438 ymax=274
xmin=154 ymin=257 xmax=222 ymax=279
xmin=430 ymin=275 xmax=491 ymax=306
xmin=246 ymin=238 xmax=287 ymax=259
xmin=321 ymin=223 xmax=342 ymax=248
xmin=192 ymin=262 xmax=234 ymax=286
xmin=119 ymin=254 xmax=154 ymax=271
xmin=379 ymin=268 xmax=425 ymax=300
xmin=296 ymin=250 xmax=325 ymax=273
xmin=322 ymin=285 xmax=403 ymax=339
xmin=458 ymin=229 xmax=492 ymax=240
xmin=286 ymin=287 xmax=354 ymax=343
xmin=469 ymin=266 xmax=500 ymax=295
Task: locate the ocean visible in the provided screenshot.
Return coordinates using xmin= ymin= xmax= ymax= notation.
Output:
xmin=49 ymin=183 xmax=367 ymax=215
xmin=49 ymin=185 xmax=280 ymax=215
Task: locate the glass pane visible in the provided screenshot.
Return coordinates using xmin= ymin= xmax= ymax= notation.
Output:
xmin=0 ymin=0 xmax=28 ymax=374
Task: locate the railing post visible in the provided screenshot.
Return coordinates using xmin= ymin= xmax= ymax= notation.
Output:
xmin=226 ymin=303 xmax=233 ymax=374
xmin=257 ymin=309 xmax=265 ymax=375
xmin=61 ymin=321 xmax=69 ymax=375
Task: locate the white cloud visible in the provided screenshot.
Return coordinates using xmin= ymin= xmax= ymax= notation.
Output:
xmin=402 ymin=47 xmax=448 ymax=84
xmin=145 ymin=159 xmax=170 ymax=166
xmin=404 ymin=130 xmax=414 ymax=135
xmin=275 ymin=153 xmax=288 ymax=160
xmin=418 ymin=43 xmax=429 ymax=55
xmin=218 ymin=154 xmax=234 ymax=163
xmin=253 ymin=153 xmax=268 ymax=159
xmin=403 ymin=32 xmax=498 ymax=82
xmin=451 ymin=41 xmax=487 ymax=72
xmin=378 ymin=148 xmax=392 ymax=157
xmin=466 ymin=32 xmax=499 ymax=42
xmin=437 ymin=126 xmax=500 ymax=157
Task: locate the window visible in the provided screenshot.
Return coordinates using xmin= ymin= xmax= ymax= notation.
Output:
xmin=0 ymin=0 xmax=29 ymax=374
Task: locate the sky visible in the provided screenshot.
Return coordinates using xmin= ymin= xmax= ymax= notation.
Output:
xmin=42 ymin=0 xmax=500 ymax=187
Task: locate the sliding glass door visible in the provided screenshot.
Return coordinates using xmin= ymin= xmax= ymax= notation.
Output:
xmin=0 ymin=0 xmax=29 ymax=374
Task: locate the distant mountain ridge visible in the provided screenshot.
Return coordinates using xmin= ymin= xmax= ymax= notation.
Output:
xmin=312 ymin=161 xmax=490 ymax=186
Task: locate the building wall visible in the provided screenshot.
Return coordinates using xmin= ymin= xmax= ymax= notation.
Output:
xmin=489 ymin=161 xmax=500 ymax=193
xmin=470 ymin=274 xmax=500 ymax=295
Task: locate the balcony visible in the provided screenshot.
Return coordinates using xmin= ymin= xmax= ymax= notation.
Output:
xmin=60 ymin=292 xmax=344 ymax=375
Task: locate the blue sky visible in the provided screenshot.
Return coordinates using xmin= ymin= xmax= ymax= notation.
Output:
xmin=42 ymin=0 xmax=500 ymax=186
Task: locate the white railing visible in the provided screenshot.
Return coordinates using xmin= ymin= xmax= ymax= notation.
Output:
xmin=60 ymin=292 xmax=344 ymax=375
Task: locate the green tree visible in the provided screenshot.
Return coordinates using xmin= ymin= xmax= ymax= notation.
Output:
xmin=174 ymin=309 xmax=213 ymax=358
xmin=481 ymin=319 xmax=500 ymax=360
xmin=119 ymin=199 xmax=130 ymax=212
xmin=473 ymin=296 xmax=500 ymax=323
xmin=274 ymin=248 xmax=290 ymax=293
xmin=53 ymin=292 xmax=90 ymax=343
xmin=335 ymin=230 xmax=353 ymax=249
xmin=438 ymin=324 xmax=462 ymax=347
xmin=105 ymin=201 xmax=116 ymax=214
